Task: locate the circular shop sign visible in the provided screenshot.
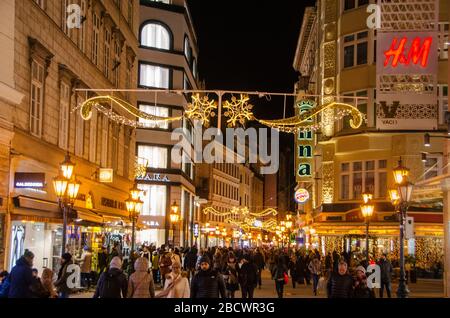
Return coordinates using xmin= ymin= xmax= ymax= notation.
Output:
xmin=294 ymin=188 xmax=310 ymax=204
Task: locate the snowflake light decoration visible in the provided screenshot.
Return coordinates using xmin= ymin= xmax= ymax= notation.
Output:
xmin=223 ymin=94 xmax=254 ymax=127
xmin=185 ymin=93 xmax=217 ymax=127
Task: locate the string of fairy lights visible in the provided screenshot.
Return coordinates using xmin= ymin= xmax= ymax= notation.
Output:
xmin=73 ymin=89 xmax=367 ymax=133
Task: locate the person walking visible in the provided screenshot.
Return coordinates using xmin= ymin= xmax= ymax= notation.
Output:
xmin=378 ymin=253 xmax=393 ymax=298
xmin=159 ymin=250 xmax=173 ymax=288
xmin=8 ymin=250 xmax=35 ymax=298
xmin=190 ymin=255 xmax=226 ymax=298
xmin=54 ymin=253 xmax=74 ymax=299
xmin=308 ymin=257 xmax=322 ymax=296
xmin=127 ymin=257 xmax=155 ymax=298
xmin=254 ymin=248 xmax=265 ymax=289
xmin=184 ymin=246 xmax=198 ymax=281
xmin=223 ymin=254 xmax=239 ymax=298
xmin=213 ymin=250 xmax=223 ymax=272
xmin=97 ymin=246 xmax=108 ymax=275
xmin=326 ymin=260 xmax=354 ymax=298
xmin=288 ymin=255 xmax=299 ymax=289
xmin=76 ymin=246 xmax=92 ymax=290
xmin=353 ymin=266 xmax=375 ymax=298
xmin=325 ymin=252 xmax=332 ymax=277
xmin=271 ymin=257 xmax=287 ymax=299
xmin=93 ymin=256 xmax=128 ymax=298
xmin=157 ymin=260 xmax=190 ymax=298
xmin=151 ymin=250 xmax=161 ymax=286
xmin=238 ymin=255 xmax=258 ymax=299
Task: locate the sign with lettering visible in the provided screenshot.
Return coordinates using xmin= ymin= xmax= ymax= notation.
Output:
xmin=294 ymin=188 xmax=310 ymax=204
xmin=99 ymin=168 xmax=113 ymax=183
xmin=101 ymin=197 xmax=126 ymax=211
xmin=14 ymin=173 xmax=45 ymax=188
xmin=296 ymin=100 xmax=314 ymax=182
xmin=136 ymin=173 xmax=170 ymax=182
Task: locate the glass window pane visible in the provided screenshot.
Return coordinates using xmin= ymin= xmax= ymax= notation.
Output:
xmin=357 ymin=31 xmax=369 ymax=39
xmin=344 ymin=45 xmax=355 ymax=68
xmin=344 ymin=35 xmax=355 ymax=43
xmin=353 ymin=162 xmax=362 ymax=171
xmin=137 ymin=145 xmax=168 ymax=168
xmin=344 ymin=0 xmax=356 ymax=10
xmin=357 ymin=42 xmax=368 ymax=65
xmin=341 ymin=163 xmax=350 ymax=172
xmin=378 ymin=172 xmax=387 ymax=198
xmin=341 ymin=175 xmax=350 ymax=199
xmin=358 ymin=0 xmax=369 ymax=5
xmin=353 ymin=172 xmax=363 ymax=198
xmin=365 ymin=161 xmax=375 ymax=171
xmin=139 ymin=64 xmax=170 ymax=88
xmin=139 ymin=105 xmax=169 ymax=129
xmin=141 ymin=23 xmax=170 ymax=49
xmin=138 ymin=184 xmax=167 ymax=216
xmin=379 ymin=160 xmax=387 ymax=169
xmin=365 ymin=172 xmax=374 ymax=193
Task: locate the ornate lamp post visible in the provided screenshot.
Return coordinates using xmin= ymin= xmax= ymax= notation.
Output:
xmin=390 ymin=158 xmax=414 ymax=298
xmin=360 ymin=195 xmax=374 ymax=265
xmin=169 ymin=201 xmax=180 ymax=247
xmin=53 ymin=153 xmax=80 ymax=253
xmin=125 ymin=185 xmax=143 ymax=253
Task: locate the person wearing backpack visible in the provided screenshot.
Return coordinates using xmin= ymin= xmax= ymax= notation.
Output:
xmin=93 ymin=256 xmax=128 ymax=298
xmin=0 ymin=271 xmax=11 ymax=298
xmin=271 ymin=257 xmax=287 ymax=299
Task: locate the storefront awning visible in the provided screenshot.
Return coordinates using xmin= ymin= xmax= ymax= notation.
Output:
xmin=71 ymin=207 xmax=104 ymax=224
xmin=13 ymin=195 xmax=59 ymax=213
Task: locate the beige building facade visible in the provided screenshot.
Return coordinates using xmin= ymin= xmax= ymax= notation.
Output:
xmin=0 ymin=0 xmax=139 ymax=273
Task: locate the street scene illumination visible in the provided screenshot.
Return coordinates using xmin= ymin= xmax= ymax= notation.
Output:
xmin=0 ymin=0 xmax=448 ymax=306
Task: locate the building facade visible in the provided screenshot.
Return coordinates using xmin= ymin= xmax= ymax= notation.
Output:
xmin=0 ymin=0 xmax=139 ymax=274
xmin=135 ymin=0 xmax=200 ymax=248
xmin=293 ymin=0 xmax=448 ymax=270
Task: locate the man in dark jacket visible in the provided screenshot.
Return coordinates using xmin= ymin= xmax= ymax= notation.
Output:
xmin=93 ymin=256 xmax=128 ymax=298
xmin=253 ymin=249 xmax=265 ymax=289
xmin=191 ymin=255 xmax=226 ymax=298
xmin=327 ymin=260 xmax=353 ymax=298
xmin=184 ymin=247 xmax=198 ymax=280
xmin=378 ymin=254 xmax=393 ymax=298
xmin=8 ymin=249 xmax=35 ymax=298
xmin=238 ymin=255 xmax=258 ymax=298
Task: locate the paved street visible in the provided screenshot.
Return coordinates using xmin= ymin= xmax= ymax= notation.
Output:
xmin=71 ymin=269 xmax=444 ymax=298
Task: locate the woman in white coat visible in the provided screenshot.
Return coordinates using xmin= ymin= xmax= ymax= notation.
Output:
xmin=157 ymin=260 xmax=190 ymax=298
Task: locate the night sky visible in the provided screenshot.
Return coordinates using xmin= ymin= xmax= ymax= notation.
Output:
xmin=188 ymin=0 xmax=316 ymax=151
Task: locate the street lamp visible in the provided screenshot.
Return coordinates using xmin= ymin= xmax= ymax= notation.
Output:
xmin=169 ymin=201 xmax=180 ymax=247
xmin=390 ymin=158 xmax=414 ymax=298
xmin=285 ymin=215 xmax=293 ymax=252
xmin=126 ymin=192 xmax=143 ymax=253
xmin=53 ymin=153 xmax=80 ymax=253
xmin=360 ymin=195 xmax=374 ymax=265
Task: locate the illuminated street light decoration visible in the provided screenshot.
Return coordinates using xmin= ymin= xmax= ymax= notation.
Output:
xmin=223 ymin=94 xmax=255 ymax=127
xmin=185 ymin=93 xmax=217 ymax=127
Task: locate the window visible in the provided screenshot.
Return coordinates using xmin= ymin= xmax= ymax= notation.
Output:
xmin=141 ymin=23 xmax=171 ymax=50
xmin=62 ymin=0 xmax=70 ymax=36
xmin=183 ymin=73 xmax=191 ymax=90
xmin=138 ymin=184 xmax=167 ymax=216
xmin=91 ymin=12 xmax=100 ymax=66
xmin=123 ymin=127 xmax=130 ymax=178
xmin=58 ymin=82 xmax=70 ymax=150
xmin=138 ymin=105 xmax=169 ymax=129
xmin=343 ymin=0 xmax=368 ymax=11
xmin=125 ymin=61 xmax=132 ymax=101
xmin=111 ymin=124 xmax=119 ymax=170
xmin=182 ymin=153 xmax=194 ymax=179
xmin=424 ymin=156 xmax=442 ymax=180
xmin=340 ymin=160 xmax=387 ymax=200
xmin=78 ymin=0 xmax=86 ymax=53
xmin=137 ymin=145 xmax=168 ymax=169
xmin=438 ymin=85 xmax=449 ymax=125
xmin=30 ymin=60 xmax=44 ymax=137
xmin=342 ymin=90 xmax=368 ymax=129
xmin=104 ymin=28 xmax=111 ymax=78
xmin=343 ymin=31 xmax=368 ymax=68
xmin=193 ymin=59 xmax=197 ymax=79
xmin=89 ymin=108 xmax=97 ymax=163
xmin=101 ymin=115 xmax=109 ymax=167
xmin=112 ymin=41 xmax=121 ymax=87
xmin=184 ymin=37 xmax=191 ymax=63
xmin=139 ymin=64 xmax=170 ymax=88
xmin=75 ymin=92 xmax=86 ymax=156
xmin=143 ymin=0 xmax=170 ymax=4
xmin=438 ymin=23 xmax=449 ymax=59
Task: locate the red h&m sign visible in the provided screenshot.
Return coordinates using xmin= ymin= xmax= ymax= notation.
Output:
xmin=384 ymin=37 xmax=433 ymax=68
xmin=376 ymin=32 xmax=437 ymax=75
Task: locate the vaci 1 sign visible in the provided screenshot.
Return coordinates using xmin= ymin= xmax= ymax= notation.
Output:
xmin=294 ymin=188 xmax=310 ymax=204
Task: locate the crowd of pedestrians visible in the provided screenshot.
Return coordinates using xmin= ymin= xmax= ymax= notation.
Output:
xmin=0 ymin=243 xmax=398 ymax=299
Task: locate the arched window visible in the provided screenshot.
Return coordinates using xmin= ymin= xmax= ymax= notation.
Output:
xmin=141 ymin=22 xmax=171 ymax=50
xmin=192 ymin=58 xmax=197 ymax=79
xmin=184 ymin=36 xmax=191 ymax=62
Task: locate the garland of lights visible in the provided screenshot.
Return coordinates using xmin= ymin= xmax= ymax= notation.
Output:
xmin=203 ymin=206 xmax=278 ymax=217
xmin=77 ymin=93 xmax=365 ymax=134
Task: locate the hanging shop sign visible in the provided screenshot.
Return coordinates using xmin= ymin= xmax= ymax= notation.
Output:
xmin=14 ymin=173 xmax=45 ymax=188
xmin=375 ymin=5 xmax=439 ymax=131
xmin=295 ymin=100 xmax=315 ymax=181
xmin=99 ymin=168 xmax=113 ymax=183
xmin=136 ymin=173 xmax=170 ymax=183
xmin=294 ymin=188 xmax=310 ymax=204
xmin=193 ymin=223 xmax=199 ymax=238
